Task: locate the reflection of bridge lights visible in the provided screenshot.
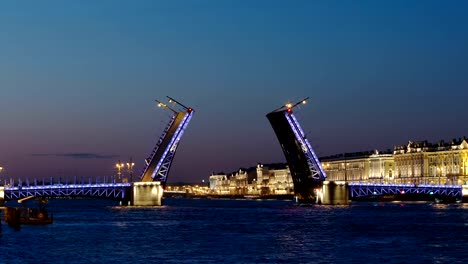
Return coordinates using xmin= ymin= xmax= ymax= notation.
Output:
xmin=315 ymin=188 xmax=323 ymax=203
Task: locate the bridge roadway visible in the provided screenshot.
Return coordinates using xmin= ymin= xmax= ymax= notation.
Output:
xmin=1 ymin=181 xmax=132 ymax=202
xmin=348 ymin=182 xmax=463 ymax=201
xmin=1 ymin=181 xmax=464 ymax=203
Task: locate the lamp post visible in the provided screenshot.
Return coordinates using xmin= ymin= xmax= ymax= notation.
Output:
xmin=116 ymin=161 xmax=124 ymax=183
xmin=126 ymin=158 xmax=135 ymax=183
xmin=437 ymin=167 xmax=441 ymax=185
xmin=461 ymin=165 xmax=465 ymax=185
xmin=0 ymin=166 xmax=3 ymax=186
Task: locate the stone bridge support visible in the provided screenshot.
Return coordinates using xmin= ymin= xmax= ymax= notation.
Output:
xmin=320 ymin=181 xmax=349 ymax=205
xmin=131 ymin=182 xmax=163 ymax=206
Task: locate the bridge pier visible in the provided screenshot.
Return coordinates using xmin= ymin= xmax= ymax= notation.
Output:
xmin=0 ymin=186 xmax=4 ymax=206
xmin=131 ymin=182 xmax=163 ymax=206
xmin=320 ymin=181 xmax=349 ymax=205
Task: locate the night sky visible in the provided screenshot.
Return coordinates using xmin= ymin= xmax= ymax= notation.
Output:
xmin=1 ymin=1 xmax=467 ymax=183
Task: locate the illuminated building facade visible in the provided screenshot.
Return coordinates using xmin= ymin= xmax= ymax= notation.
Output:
xmin=394 ymin=139 xmax=468 ymax=185
xmin=209 ymin=175 xmax=230 ymax=195
xmin=321 ymin=150 xmax=394 ymax=183
xmin=256 ymin=164 xmax=294 ymax=195
xmin=208 ymin=138 xmax=468 ymax=196
xmin=229 ymin=169 xmax=249 ymax=195
xmin=209 ymin=164 xmax=294 ymax=196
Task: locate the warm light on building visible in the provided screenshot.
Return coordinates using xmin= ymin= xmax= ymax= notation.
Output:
xmin=394 ymin=139 xmax=468 ymax=185
xmin=207 ymin=137 xmax=468 ymax=197
xmin=208 ymin=164 xmax=294 ymax=196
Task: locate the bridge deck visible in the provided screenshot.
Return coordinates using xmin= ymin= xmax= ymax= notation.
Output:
xmin=3 ymin=183 xmax=132 ymax=201
xmin=348 ymin=183 xmax=462 ymax=199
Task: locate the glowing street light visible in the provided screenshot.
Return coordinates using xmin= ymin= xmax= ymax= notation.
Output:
xmin=436 ymin=167 xmax=441 ymax=185
xmin=116 ymin=161 xmax=125 ymax=182
xmin=156 ymin=99 xmax=177 ymax=113
xmin=126 ymin=158 xmax=135 ymax=182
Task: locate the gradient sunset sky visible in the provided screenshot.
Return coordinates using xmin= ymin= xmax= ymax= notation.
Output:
xmin=1 ymin=0 xmax=467 ymax=183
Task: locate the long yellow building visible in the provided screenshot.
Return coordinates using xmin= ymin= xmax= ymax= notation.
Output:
xmin=321 ymin=150 xmax=394 ymax=183
xmin=393 ymin=139 xmax=468 ymax=185
xmin=209 ymin=137 xmax=468 ymax=195
xmin=322 ymin=138 xmax=468 ymax=186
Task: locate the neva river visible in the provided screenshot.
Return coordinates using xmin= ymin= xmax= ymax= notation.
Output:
xmin=1 ymin=198 xmax=467 ymax=263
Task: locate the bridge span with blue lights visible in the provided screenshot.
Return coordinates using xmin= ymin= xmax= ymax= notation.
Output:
xmin=2 ymin=180 xmax=132 ymax=202
xmin=2 ymin=180 xmax=463 ymax=203
xmin=348 ymin=182 xmax=463 ymax=201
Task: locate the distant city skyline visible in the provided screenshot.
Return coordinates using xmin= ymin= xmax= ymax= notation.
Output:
xmin=1 ymin=1 xmax=468 ymax=182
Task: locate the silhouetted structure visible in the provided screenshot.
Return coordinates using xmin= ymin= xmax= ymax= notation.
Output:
xmin=267 ymin=98 xmax=326 ymax=202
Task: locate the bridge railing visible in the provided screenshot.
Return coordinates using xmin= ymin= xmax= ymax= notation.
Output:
xmin=140 ymin=114 xmax=177 ymax=177
xmin=3 ymin=181 xmax=132 ymax=201
xmin=2 ymin=175 xmax=126 ymax=187
xmin=348 ymin=182 xmax=463 ymax=199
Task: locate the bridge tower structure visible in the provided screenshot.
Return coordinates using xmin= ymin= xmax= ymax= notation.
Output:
xmin=267 ymin=98 xmax=346 ymax=204
xmin=132 ymin=97 xmax=194 ymax=206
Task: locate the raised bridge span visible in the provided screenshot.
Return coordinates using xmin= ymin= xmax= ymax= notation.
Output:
xmin=266 ymin=97 xmax=327 ymax=203
xmin=1 ymin=97 xmax=194 ymax=206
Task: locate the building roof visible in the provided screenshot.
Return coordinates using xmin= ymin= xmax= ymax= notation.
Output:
xmin=394 ymin=137 xmax=468 ymax=154
xmin=319 ymin=149 xmax=392 ymax=162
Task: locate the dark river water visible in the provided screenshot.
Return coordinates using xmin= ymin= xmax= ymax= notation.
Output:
xmin=1 ymin=198 xmax=467 ymax=263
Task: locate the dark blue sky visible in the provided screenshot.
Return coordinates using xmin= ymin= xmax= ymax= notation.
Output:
xmin=1 ymin=0 xmax=467 ymax=183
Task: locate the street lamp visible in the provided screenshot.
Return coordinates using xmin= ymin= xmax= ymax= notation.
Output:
xmin=0 ymin=166 xmax=3 ymax=186
xmin=437 ymin=167 xmax=441 ymax=185
xmin=126 ymin=158 xmax=135 ymax=183
xmin=116 ymin=161 xmax=125 ymax=182
xmin=461 ymin=165 xmax=465 ymax=185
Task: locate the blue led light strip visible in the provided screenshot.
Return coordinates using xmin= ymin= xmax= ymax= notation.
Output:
xmin=289 ymin=114 xmax=327 ymax=177
xmin=348 ymin=183 xmax=462 ymax=199
xmin=140 ymin=114 xmax=177 ymax=177
xmin=153 ymin=112 xmax=193 ymax=182
xmin=150 ymin=111 xmax=193 ymax=180
xmin=4 ymin=182 xmax=132 ymax=200
xmin=284 ymin=112 xmax=327 ymax=181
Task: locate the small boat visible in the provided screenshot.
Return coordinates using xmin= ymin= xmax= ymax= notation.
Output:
xmin=20 ymin=198 xmax=53 ymax=225
xmin=20 ymin=206 xmax=53 ymax=225
xmin=4 ymin=198 xmax=53 ymax=228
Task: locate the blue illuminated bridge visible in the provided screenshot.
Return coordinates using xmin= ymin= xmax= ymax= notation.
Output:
xmin=349 ymin=183 xmax=463 ymax=201
xmin=2 ymin=180 xmax=463 ymax=203
xmin=1 ymin=97 xmax=194 ymax=205
xmin=3 ymin=180 xmax=131 ymax=202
